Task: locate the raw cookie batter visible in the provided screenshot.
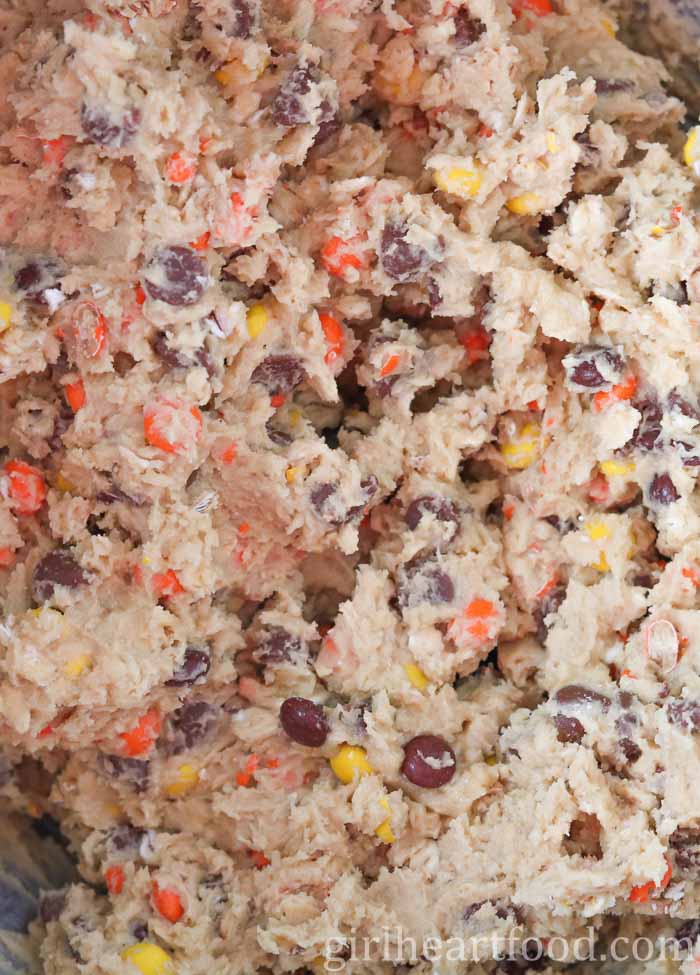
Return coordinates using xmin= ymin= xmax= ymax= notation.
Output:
xmin=616 ymin=0 xmax=700 ymax=113
xmin=1 ymin=0 xmax=700 ymax=972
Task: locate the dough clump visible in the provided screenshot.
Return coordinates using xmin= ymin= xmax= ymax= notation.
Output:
xmin=1 ymin=0 xmax=700 ymax=972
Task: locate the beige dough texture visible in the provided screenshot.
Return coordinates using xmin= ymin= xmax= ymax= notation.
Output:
xmin=2 ymin=0 xmax=700 ymax=972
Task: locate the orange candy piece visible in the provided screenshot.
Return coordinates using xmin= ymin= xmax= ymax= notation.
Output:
xmin=464 ymin=598 xmax=496 ymax=640
xmin=511 ymin=0 xmax=553 ymax=17
xmin=42 ymin=136 xmax=73 ymax=168
xmin=236 ymin=754 xmax=261 ymax=787
xmin=190 ymin=231 xmax=211 ymax=252
xmin=628 ymin=881 xmax=654 ymax=903
xmin=92 ymin=318 xmax=107 ymax=356
xmin=120 ymin=708 xmax=162 ymax=757
xmin=628 ymin=859 xmax=672 ymax=903
xmin=165 ymin=152 xmax=197 ymax=184
xmin=229 ymin=190 xmax=257 ymax=217
xmin=535 ymin=575 xmax=558 ymax=600
xmin=152 ymin=882 xmax=184 ymax=922
xmin=64 ymin=379 xmax=86 ymax=413
xmin=0 ymin=547 xmax=16 ymax=568
xmin=320 ymin=237 xmax=363 ymax=277
xmin=4 ymin=460 xmax=47 ymax=516
xmin=460 ymin=326 xmax=490 ymax=364
xmin=319 ymin=312 xmax=345 ymax=366
xmin=593 ymin=375 xmax=637 ymax=412
xmin=682 ymin=566 xmax=700 ymax=587
xmin=218 ymin=441 xmax=237 ymax=464
xmin=152 ymin=569 xmax=185 ymax=599
xmin=379 ymin=353 xmax=400 ymax=378
xmin=465 ymin=598 xmax=496 ymax=619
xmin=72 ymin=302 xmax=107 ymax=357
xmin=105 ymin=865 xmax=125 ymax=895
xmin=248 ymin=850 xmax=270 ymax=869
xmin=144 ymin=399 xmax=203 ymax=454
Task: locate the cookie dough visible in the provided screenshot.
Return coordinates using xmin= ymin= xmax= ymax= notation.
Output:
xmin=618 ymin=0 xmax=700 ymax=113
xmin=1 ymin=0 xmax=700 ymax=972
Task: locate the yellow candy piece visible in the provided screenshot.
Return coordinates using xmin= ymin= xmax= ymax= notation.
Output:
xmin=288 ymin=409 xmax=301 ymax=428
xmin=285 ymin=466 xmax=299 ymax=484
xmin=216 ymin=56 xmax=268 ymax=86
xmin=600 ymin=460 xmax=635 ymax=477
xmin=683 ymin=128 xmax=700 ymax=168
xmin=63 ymin=654 xmax=91 ymax=679
xmin=501 ymin=440 xmax=537 ymax=469
xmin=585 ymin=519 xmax=611 ymax=572
xmin=434 ymin=166 xmax=483 ymax=199
xmin=330 ymin=745 xmax=373 ymax=784
xmin=485 ymin=753 xmax=498 ymax=766
xmin=545 ymin=131 xmax=560 ymax=154
xmin=121 ymin=943 xmax=174 ymax=975
xmin=650 ymin=225 xmax=666 ymax=238
xmin=375 ymin=798 xmax=395 ymax=844
xmin=214 ymin=61 xmax=247 ymax=86
xmin=404 ymin=662 xmax=428 ymax=691
xmin=501 ymin=422 xmax=541 ymax=470
xmin=54 ymin=473 xmax=76 ymax=493
xmin=592 ymin=551 xmax=610 ymax=573
xmin=585 ymin=519 xmax=611 ymax=542
xmin=165 ymin=764 xmax=199 ymax=798
xmin=374 ymin=62 xmax=426 ymax=106
xmin=0 ymin=301 xmax=12 ymax=333
xmin=375 ymin=820 xmax=395 ymax=843
xmin=506 ymin=192 xmax=545 ymax=216
xmin=601 ymin=16 xmax=617 ymax=36
xmin=246 ymin=304 xmax=269 ymax=339
xmin=30 ymin=607 xmax=62 ymax=622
